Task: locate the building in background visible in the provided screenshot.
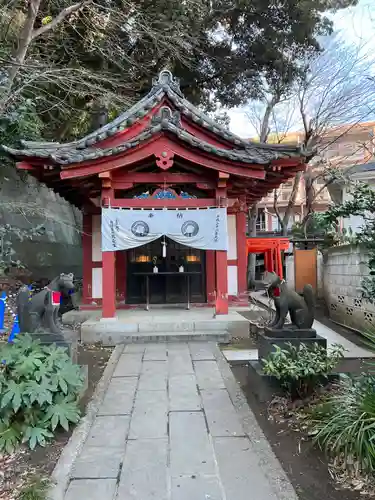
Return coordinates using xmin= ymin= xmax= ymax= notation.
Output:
xmin=253 ymin=121 xmax=375 ymax=233
xmin=328 ymin=160 xmax=375 ymax=234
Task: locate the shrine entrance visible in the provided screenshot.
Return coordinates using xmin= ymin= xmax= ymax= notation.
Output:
xmin=127 ymin=237 xmax=206 ymax=305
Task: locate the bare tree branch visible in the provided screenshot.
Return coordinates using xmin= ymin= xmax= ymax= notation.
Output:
xmin=31 ymin=1 xmax=91 ymax=40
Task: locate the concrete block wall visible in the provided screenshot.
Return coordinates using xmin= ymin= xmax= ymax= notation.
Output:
xmin=323 ymin=244 xmax=375 ymax=331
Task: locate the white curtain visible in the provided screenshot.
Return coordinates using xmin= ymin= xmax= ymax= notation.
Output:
xmin=101 ymin=207 xmax=228 ymax=252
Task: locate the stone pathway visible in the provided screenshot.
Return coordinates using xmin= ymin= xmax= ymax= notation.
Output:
xmin=62 ymin=342 xmax=297 ymax=500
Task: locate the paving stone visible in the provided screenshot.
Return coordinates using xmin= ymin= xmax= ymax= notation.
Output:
xmin=167 ymin=342 xmax=190 ymax=356
xmin=169 ymin=374 xmax=201 ymax=411
xmin=170 ymin=411 xmax=216 ymax=476
xmin=194 ymin=361 xmax=225 ymax=389
xmin=124 ymin=344 xmax=145 ymax=354
xmin=98 ymin=377 xmax=138 ymax=416
xmin=85 ymin=415 xmax=130 ymax=447
xmin=129 ymin=390 xmax=168 ymax=439
xmin=71 ymin=446 xmax=123 ymax=479
xmin=112 ymin=354 xmax=143 ymax=377
xmin=143 ymin=344 xmax=167 ymax=361
xmin=213 ymin=437 xmax=280 ymax=500
xmin=142 ymin=360 xmax=168 ymax=374
xmin=189 ymin=342 xmax=216 ymax=360
xmin=117 ymin=438 xmax=168 ymax=500
xmin=201 ymin=389 xmax=245 ymax=437
xmin=138 ymin=361 xmax=167 ymax=391
xmin=168 ymin=347 xmax=194 ymax=375
xmin=65 ymin=479 xmax=117 ymax=500
xmin=171 ymin=475 xmax=223 ymax=500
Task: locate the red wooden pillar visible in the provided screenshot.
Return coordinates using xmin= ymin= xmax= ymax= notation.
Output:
xmin=100 ymin=171 xmax=116 ymax=318
xmin=215 ymin=250 xmax=228 ymax=314
xmin=276 ymin=244 xmax=283 ymax=279
xmin=215 ymin=173 xmax=229 ymax=314
xmin=264 ymin=250 xmax=269 ymax=273
xmin=268 ymin=249 xmax=275 ymax=273
xmin=236 ymin=210 xmax=247 ymax=296
xmin=102 ymin=251 xmax=116 ymax=318
xmin=82 ymin=212 xmax=92 ymax=304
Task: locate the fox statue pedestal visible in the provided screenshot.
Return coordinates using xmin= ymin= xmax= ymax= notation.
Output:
xmin=258 ymin=326 xmax=326 ymax=360
xmin=248 ymin=273 xmax=327 ymax=402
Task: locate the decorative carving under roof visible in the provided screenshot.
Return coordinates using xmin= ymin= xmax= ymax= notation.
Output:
xmin=151 ymin=106 xmax=181 ymax=127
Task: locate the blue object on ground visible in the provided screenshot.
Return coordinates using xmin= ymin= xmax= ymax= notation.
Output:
xmin=8 ymin=315 xmax=20 ymax=343
xmin=0 ymin=291 xmax=6 ymax=333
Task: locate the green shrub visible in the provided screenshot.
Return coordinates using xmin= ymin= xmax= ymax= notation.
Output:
xmin=262 ymin=342 xmax=344 ymax=398
xmin=0 ymin=334 xmax=84 ymax=453
xmin=309 ymin=375 xmax=375 ymax=472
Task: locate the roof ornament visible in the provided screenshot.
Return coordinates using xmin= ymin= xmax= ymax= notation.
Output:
xmin=151 ymin=106 xmax=181 ymax=127
xmin=159 ymin=69 xmax=173 ymax=85
xmin=151 ymin=69 xmax=184 ymax=97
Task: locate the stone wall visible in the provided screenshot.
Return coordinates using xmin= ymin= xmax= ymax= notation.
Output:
xmin=0 ymin=164 xmax=82 ymax=281
xmin=323 ymin=244 xmax=375 ymax=331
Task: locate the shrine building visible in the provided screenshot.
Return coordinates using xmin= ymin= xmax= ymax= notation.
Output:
xmin=3 ymin=70 xmax=307 ymax=318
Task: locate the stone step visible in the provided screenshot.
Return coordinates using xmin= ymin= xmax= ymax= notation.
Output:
xmin=81 ymin=327 xmax=230 ymax=346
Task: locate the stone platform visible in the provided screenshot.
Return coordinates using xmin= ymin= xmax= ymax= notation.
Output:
xmin=63 ymin=308 xmax=250 ymax=346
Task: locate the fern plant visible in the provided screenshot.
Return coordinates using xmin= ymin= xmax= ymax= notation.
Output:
xmin=0 ymin=334 xmax=84 ymax=453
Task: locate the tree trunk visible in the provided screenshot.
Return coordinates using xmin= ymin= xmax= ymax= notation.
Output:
xmin=246 ymin=96 xmax=278 ymax=285
xmin=280 ymin=171 xmax=302 ymax=235
xmin=0 ymin=0 xmax=88 ymax=114
xmin=0 ymin=0 xmax=42 ymax=113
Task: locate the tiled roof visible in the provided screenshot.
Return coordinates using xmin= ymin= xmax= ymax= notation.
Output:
xmin=2 ymin=70 xmax=307 ymax=166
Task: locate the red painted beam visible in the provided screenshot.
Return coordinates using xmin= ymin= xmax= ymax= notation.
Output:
xmin=112 ymin=172 xmax=215 ymax=186
xmin=113 ymin=182 xmax=134 ymax=190
xmin=17 ymin=161 xmax=37 ymax=171
xmin=110 ymin=198 xmax=216 ymax=208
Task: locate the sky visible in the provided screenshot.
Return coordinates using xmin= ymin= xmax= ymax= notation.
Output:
xmin=227 ymin=0 xmax=375 ymax=138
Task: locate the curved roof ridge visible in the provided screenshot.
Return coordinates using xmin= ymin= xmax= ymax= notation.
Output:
xmin=4 ymin=70 xmax=309 ymax=161
xmin=18 ymin=87 xmax=164 ymax=152
xmin=4 ymin=117 xmax=304 ymax=165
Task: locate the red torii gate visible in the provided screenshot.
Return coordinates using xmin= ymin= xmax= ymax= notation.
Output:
xmin=246 ymin=237 xmax=289 ymax=279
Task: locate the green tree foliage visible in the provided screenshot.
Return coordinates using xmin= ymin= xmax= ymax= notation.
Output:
xmin=292 ymin=212 xmax=357 ymax=248
xmin=321 ymin=182 xmax=375 ymax=301
xmin=0 ymin=0 xmax=358 ymax=145
xmin=0 ymin=334 xmax=84 ymax=454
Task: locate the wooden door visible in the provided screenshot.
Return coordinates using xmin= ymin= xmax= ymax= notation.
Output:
xmin=294 ymin=248 xmax=317 ymax=293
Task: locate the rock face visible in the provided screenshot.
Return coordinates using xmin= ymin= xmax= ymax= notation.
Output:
xmin=0 ymin=164 xmax=82 ymax=280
